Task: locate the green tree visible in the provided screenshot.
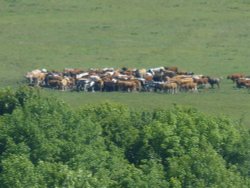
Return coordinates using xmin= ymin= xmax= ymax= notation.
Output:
xmin=0 ymin=88 xmax=249 ymax=187
xmin=0 ymin=88 xmax=19 ymax=115
xmin=0 ymin=155 xmax=39 ymax=188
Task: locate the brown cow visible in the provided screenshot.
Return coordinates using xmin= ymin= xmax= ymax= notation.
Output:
xmin=193 ymin=77 xmax=208 ymax=85
xmin=44 ymin=73 xmax=63 ymax=87
xmin=129 ymin=79 xmax=142 ymax=91
xmin=227 ymin=73 xmax=245 ymax=82
xmin=180 ymin=82 xmax=197 ymax=92
xmin=164 ymin=66 xmax=178 ymax=73
xmin=117 ymin=80 xmax=137 ymax=92
xmin=64 ymin=68 xmax=85 ymax=78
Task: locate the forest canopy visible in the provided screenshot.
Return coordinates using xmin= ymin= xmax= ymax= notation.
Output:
xmin=0 ymin=87 xmax=249 ymax=188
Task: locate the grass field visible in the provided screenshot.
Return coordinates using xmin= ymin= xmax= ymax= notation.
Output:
xmin=1 ymin=0 xmax=250 ymax=126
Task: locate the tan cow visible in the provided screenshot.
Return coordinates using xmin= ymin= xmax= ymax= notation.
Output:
xmin=25 ymin=69 xmax=46 ymax=86
xmin=180 ymin=82 xmax=197 ymax=92
xmin=179 ymin=78 xmax=194 ymax=85
xmin=161 ymin=82 xmax=178 ymax=94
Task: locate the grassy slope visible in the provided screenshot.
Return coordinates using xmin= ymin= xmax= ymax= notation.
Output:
xmin=0 ymin=0 xmax=250 ymax=125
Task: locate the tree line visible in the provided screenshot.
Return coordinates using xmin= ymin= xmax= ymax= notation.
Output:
xmin=0 ymin=86 xmax=249 ymax=187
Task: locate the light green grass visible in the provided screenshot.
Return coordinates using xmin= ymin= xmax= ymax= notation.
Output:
xmin=41 ymin=80 xmax=250 ymax=126
xmin=1 ymin=0 xmax=250 ymax=126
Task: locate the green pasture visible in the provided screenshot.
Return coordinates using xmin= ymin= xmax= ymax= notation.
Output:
xmin=0 ymin=0 xmax=250 ymax=125
xmin=42 ymin=82 xmax=250 ymax=127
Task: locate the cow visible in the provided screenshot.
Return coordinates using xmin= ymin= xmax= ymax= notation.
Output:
xmin=152 ymin=71 xmax=165 ymax=82
xmin=177 ymin=70 xmax=194 ymax=75
xmin=116 ymin=74 xmax=134 ymax=80
xmin=60 ymin=77 xmax=74 ymax=91
xmin=116 ymin=80 xmax=137 ymax=92
xmin=134 ymin=69 xmax=147 ymax=78
xmin=164 ymin=66 xmax=178 ymax=73
xmin=161 ymin=82 xmax=178 ymax=94
xmin=245 ymin=83 xmax=250 ymax=88
xmin=103 ymin=79 xmax=117 ymax=92
xmin=245 ymin=83 xmax=250 ymax=93
xmin=163 ymin=70 xmax=176 ymax=79
xmin=76 ymin=72 xmax=89 ymax=79
xmin=63 ymin=68 xmax=84 ymax=78
xmin=47 ymin=79 xmax=62 ymax=89
xmin=129 ymin=79 xmax=142 ymax=92
xmin=44 ymin=72 xmax=63 ymax=87
xmin=94 ymin=79 xmax=104 ymax=91
xmin=60 ymin=78 xmax=68 ymax=91
xmin=147 ymin=67 xmax=165 ymax=76
xmin=141 ymin=80 xmax=156 ymax=92
xmin=193 ymin=76 xmax=208 ymax=85
xmin=180 ymin=82 xmax=197 ymax=92
xmin=46 ymin=76 xmax=70 ymax=91
xmin=144 ymin=73 xmax=153 ymax=81
xmin=207 ymin=77 xmax=220 ymax=88
xmin=227 ymin=73 xmax=245 ymax=82
xmin=25 ymin=69 xmax=47 ymax=86
xmin=152 ymin=82 xmax=165 ymax=92
xmin=179 ymin=78 xmax=194 ymax=85
xmin=236 ymin=78 xmax=250 ymax=88
xmin=76 ymin=79 xmax=95 ymax=92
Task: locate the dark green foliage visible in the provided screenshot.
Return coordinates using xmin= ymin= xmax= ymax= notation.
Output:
xmin=0 ymin=88 xmax=19 ymax=115
xmin=0 ymin=87 xmax=249 ymax=187
xmin=79 ymin=102 xmax=140 ymax=150
xmin=0 ymin=86 xmax=38 ymax=116
xmin=0 ymin=154 xmax=39 ymax=188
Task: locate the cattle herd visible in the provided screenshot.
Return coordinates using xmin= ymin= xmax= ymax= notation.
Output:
xmin=25 ymin=66 xmax=249 ymax=93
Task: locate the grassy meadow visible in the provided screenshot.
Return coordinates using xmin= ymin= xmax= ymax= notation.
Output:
xmin=0 ymin=0 xmax=250 ymax=125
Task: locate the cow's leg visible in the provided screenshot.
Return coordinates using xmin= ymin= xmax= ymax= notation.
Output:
xmin=84 ymin=84 xmax=88 ymax=92
xmin=217 ymin=82 xmax=220 ymax=88
xmin=29 ymin=77 xmax=33 ymax=84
